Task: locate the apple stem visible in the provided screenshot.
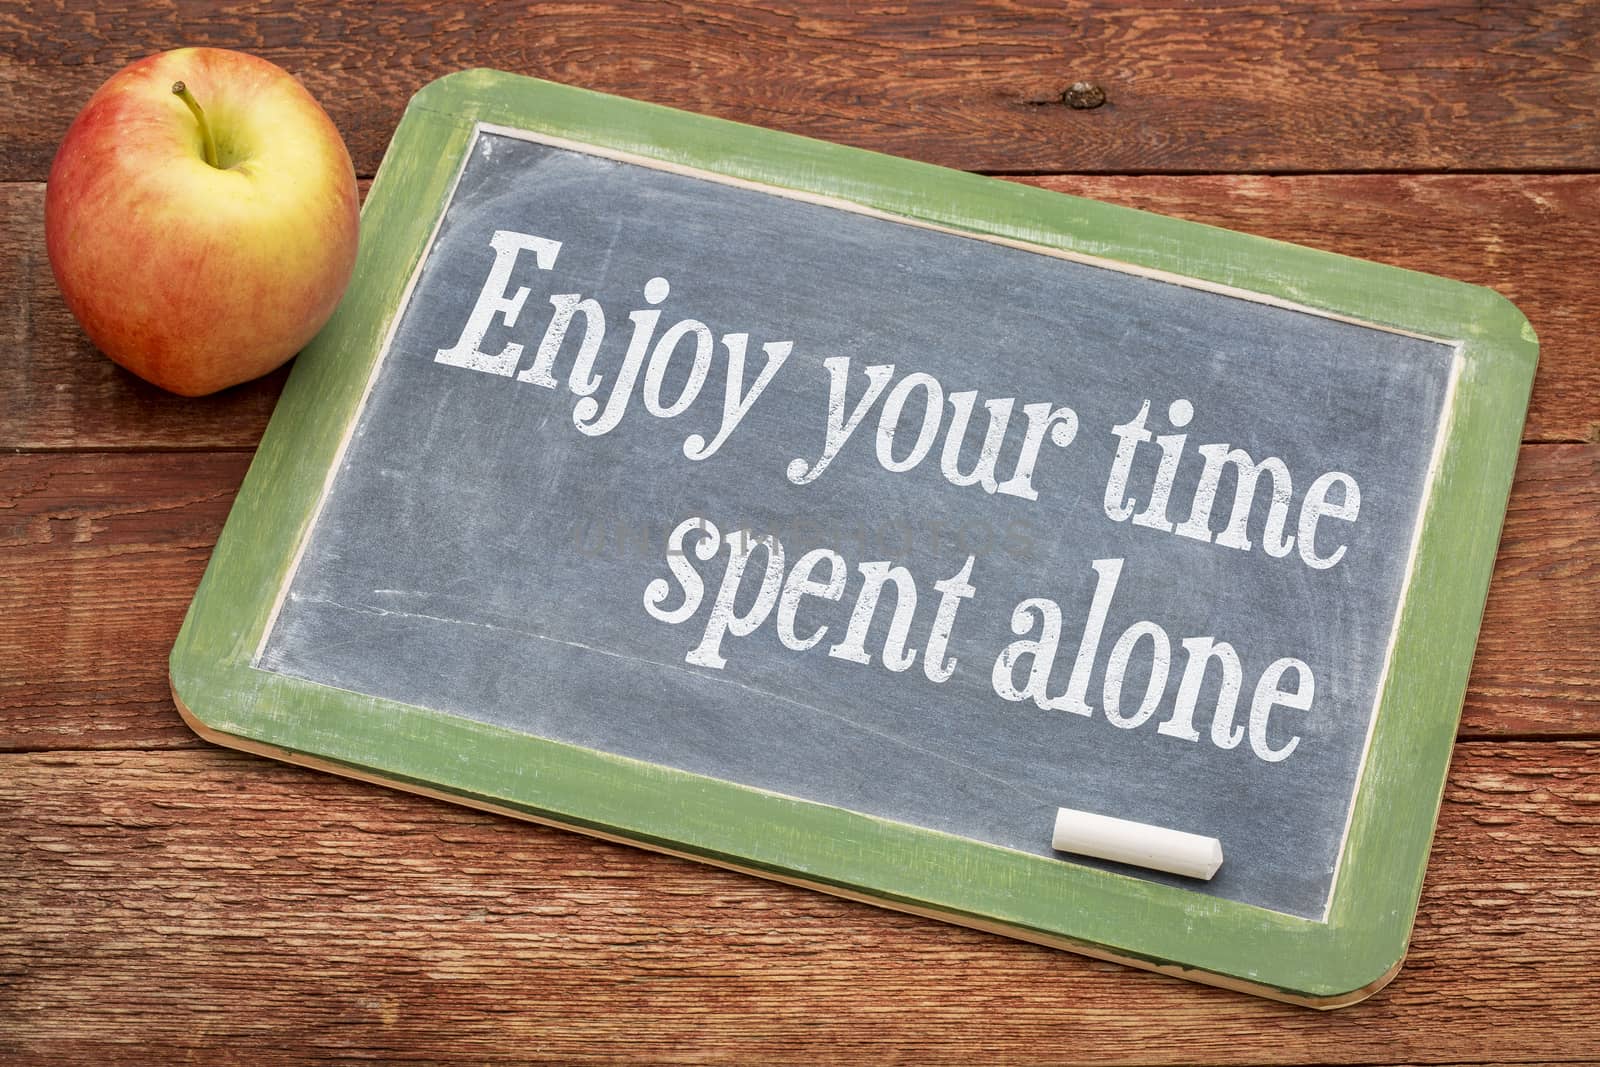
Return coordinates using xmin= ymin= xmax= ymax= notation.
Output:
xmin=171 ymin=81 xmax=219 ymax=169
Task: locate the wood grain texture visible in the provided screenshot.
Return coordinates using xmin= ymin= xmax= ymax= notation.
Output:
xmin=2 ymin=447 xmax=1594 ymax=751
xmin=6 ymin=173 xmax=1593 ymax=451
xmin=0 ymin=452 xmax=249 ymax=752
xmin=0 ymin=742 xmax=1595 ymax=1064
xmin=1473 ymin=443 xmax=1600 ymax=737
xmin=3 ymin=1 xmax=1598 ymax=181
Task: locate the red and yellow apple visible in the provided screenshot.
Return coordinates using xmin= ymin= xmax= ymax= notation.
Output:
xmin=45 ymin=47 xmax=360 ymax=396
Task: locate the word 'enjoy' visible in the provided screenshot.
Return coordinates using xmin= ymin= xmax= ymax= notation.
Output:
xmin=435 ymin=230 xmax=791 ymax=462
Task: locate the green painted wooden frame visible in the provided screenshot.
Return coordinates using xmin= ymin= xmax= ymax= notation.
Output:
xmin=171 ymin=69 xmax=1537 ymax=1007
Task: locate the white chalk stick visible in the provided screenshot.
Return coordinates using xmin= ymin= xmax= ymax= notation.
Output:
xmin=1051 ymin=807 xmax=1224 ymax=880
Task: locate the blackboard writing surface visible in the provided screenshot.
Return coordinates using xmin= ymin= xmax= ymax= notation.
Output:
xmin=171 ymin=70 xmax=1536 ymax=1005
xmin=258 ymin=129 xmax=1452 ymax=921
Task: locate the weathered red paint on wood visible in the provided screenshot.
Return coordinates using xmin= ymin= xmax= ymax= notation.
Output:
xmin=4 ymin=1 xmax=1598 ymax=181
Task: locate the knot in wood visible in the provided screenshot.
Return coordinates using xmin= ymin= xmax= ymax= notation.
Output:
xmin=1064 ymin=81 xmax=1107 ymax=110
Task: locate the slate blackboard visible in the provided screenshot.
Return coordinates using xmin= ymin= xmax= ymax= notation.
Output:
xmin=259 ymin=129 xmax=1450 ymax=921
xmin=172 ymin=71 xmax=1536 ymax=1006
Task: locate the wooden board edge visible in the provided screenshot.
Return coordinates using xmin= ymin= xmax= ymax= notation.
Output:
xmin=168 ymin=675 xmax=1401 ymax=1010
